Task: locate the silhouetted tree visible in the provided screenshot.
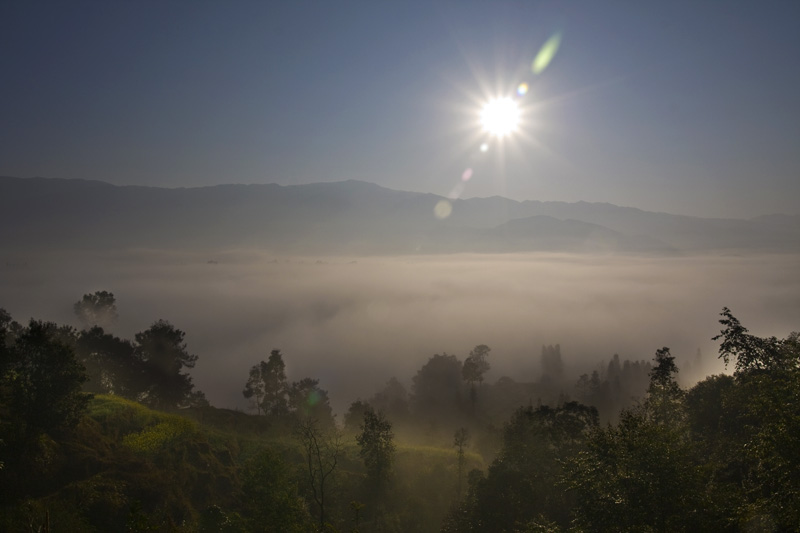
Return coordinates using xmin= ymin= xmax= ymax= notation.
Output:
xmin=75 ymin=326 xmax=143 ymax=397
xmin=714 ymin=306 xmax=797 ymax=372
xmin=243 ymin=350 xmax=289 ymax=416
xmin=243 ymin=368 xmax=266 ymax=415
xmin=0 ymin=308 xmax=14 ymax=335
xmin=540 ymin=344 xmax=563 ymax=382
xmin=296 ymin=417 xmax=343 ymax=530
xmin=463 ymin=344 xmax=490 ymax=414
xmin=344 ymin=399 xmax=371 ymax=434
xmin=575 ymin=357 xmax=651 ymax=421
xmin=289 ymin=377 xmax=334 ymax=428
xmin=646 ymin=347 xmax=685 ymax=424
xmin=411 ymin=352 xmax=466 ymax=428
xmin=357 ymin=407 xmax=395 ymax=499
xmin=73 ymin=290 xmax=118 ymax=329
xmin=453 ymin=427 xmax=470 ymax=496
xmin=0 ymin=319 xmax=92 ymax=499
xmin=134 ymin=319 xmax=200 ymax=410
xmin=2 ymin=320 xmax=92 ymax=440
xmin=369 ymin=376 xmax=410 ymax=424
xmin=709 ymin=308 xmax=800 ymax=527
xmin=0 ymin=308 xmax=18 ymax=372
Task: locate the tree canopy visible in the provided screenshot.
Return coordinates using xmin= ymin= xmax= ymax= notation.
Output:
xmin=357 ymin=406 xmax=396 ymax=499
xmin=243 ymin=349 xmax=289 ymax=416
xmin=73 ymin=290 xmax=118 ymax=329
xmin=134 ymin=319 xmax=201 ymax=410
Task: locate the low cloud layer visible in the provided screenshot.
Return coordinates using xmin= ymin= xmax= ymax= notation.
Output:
xmin=2 ymin=250 xmax=799 ymax=414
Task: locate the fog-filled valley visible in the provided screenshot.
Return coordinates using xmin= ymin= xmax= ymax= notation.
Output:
xmin=4 ymin=249 xmax=799 ymax=414
xmin=4 ymin=0 xmax=800 ymax=528
xmin=3 ymin=177 xmax=800 ymax=531
xmin=3 ymin=245 xmax=800 ymax=531
xmin=2 ymin=168 xmax=799 ymax=417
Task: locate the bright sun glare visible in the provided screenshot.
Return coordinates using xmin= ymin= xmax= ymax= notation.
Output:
xmin=480 ymin=97 xmax=520 ymax=137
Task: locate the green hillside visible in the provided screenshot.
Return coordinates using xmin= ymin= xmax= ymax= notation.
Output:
xmin=1 ymin=395 xmax=482 ymax=532
xmin=3 ymin=303 xmax=800 ymax=531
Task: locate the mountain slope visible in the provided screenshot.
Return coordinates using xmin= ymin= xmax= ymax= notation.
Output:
xmin=1 ymin=176 xmax=797 ymax=254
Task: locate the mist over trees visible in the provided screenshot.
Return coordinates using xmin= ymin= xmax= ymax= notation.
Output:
xmin=357 ymin=407 xmax=396 ymax=499
xmin=74 ymin=290 xmax=118 ymax=329
xmin=134 ymin=319 xmax=205 ymax=410
xmin=243 ymin=350 xmax=289 ymax=416
xmin=1 ymin=295 xmax=798 ymax=531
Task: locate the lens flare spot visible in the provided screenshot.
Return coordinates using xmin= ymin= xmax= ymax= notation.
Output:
xmin=307 ymin=390 xmax=321 ymax=407
xmin=517 ymin=82 xmax=529 ymax=96
xmin=480 ymin=143 xmax=489 ymax=152
xmin=449 ymin=182 xmax=465 ymax=199
xmin=462 ymin=168 xmax=473 ymax=181
xmin=434 ymin=199 xmax=453 ymax=219
xmin=532 ymin=32 xmax=562 ymax=74
xmin=481 ymin=98 xmax=520 ymax=137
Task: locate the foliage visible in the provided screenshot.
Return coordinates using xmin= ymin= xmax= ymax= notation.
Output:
xmin=73 ymin=290 xmax=118 ymax=329
xmin=566 ymin=346 xmax=715 ymax=532
xmin=357 ymin=407 xmax=396 ymax=499
xmin=714 ymin=306 xmax=799 ymax=373
xmin=369 ymin=377 xmax=410 ymax=425
xmin=75 ymin=326 xmax=143 ymax=397
xmin=134 ymin=319 xmax=200 ymax=410
xmin=240 ymin=448 xmax=312 ymax=532
xmin=344 ymin=398 xmax=371 ymax=434
xmin=711 ymin=309 xmax=800 ymax=528
xmin=411 ymin=352 xmax=466 ymax=430
xmin=1 ymin=319 xmax=92 ymax=441
xmin=540 ymin=343 xmax=564 ymax=381
xmin=453 ymin=427 xmax=470 ymax=497
xmin=7 ymin=301 xmax=800 ymax=533
xmin=462 ymin=345 xmax=491 ymax=387
xmin=463 ymin=345 xmax=491 ymax=415
xmin=289 ymin=377 xmax=335 ymax=428
xmin=574 ymin=355 xmax=652 ymax=422
xmin=0 ymin=394 xmax=242 ymax=529
xmin=566 ymin=408 xmax=707 ymax=532
xmin=242 ymin=350 xmax=289 ymax=416
xmin=645 ymin=346 xmax=685 ymax=424
xmin=464 ymin=402 xmax=598 ymax=531
xmin=295 ymin=418 xmax=343 ymax=530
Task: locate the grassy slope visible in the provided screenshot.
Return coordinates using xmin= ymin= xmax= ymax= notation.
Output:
xmin=2 ymin=395 xmax=484 ymax=532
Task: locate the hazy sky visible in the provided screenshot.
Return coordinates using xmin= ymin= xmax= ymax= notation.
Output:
xmin=2 ymin=1 xmax=799 ymax=218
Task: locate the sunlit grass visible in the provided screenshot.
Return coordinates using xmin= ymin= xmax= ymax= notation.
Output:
xmin=122 ymin=418 xmax=198 ymax=454
xmin=88 ymin=395 xmax=199 ymax=454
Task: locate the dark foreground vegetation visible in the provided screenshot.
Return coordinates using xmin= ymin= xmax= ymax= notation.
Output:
xmin=1 ymin=293 xmax=798 ymax=531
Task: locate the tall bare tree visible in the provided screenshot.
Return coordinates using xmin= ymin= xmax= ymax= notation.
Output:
xmin=296 ymin=417 xmax=343 ymax=531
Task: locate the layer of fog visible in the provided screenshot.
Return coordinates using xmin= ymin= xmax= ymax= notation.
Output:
xmin=2 ymin=250 xmax=799 ymax=415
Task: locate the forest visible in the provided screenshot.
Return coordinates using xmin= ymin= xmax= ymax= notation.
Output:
xmin=1 ymin=292 xmax=798 ymax=532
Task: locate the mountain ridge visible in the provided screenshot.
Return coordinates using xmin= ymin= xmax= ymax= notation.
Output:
xmin=1 ymin=176 xmax=797 ymax=254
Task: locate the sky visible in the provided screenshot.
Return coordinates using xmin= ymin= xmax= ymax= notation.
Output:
xmin=1 ymin=0 xmax=799 ymax=218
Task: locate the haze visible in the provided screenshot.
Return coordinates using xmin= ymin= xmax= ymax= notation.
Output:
xmin=3 ymin=249 xmax=798 ymax=414
xmin=3 ymin=2 xmax=800 ymax=530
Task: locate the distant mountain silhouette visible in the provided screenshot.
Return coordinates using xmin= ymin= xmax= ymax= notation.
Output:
xmin=1 ymin=176 xmax=797 ymax=254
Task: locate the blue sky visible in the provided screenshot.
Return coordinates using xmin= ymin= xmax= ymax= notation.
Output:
xmin=2 ymin=1 xmax=798 ymax=218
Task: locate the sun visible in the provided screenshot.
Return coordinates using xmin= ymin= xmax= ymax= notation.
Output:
xmin=480 ymin=97 xmax=520 ymax=137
